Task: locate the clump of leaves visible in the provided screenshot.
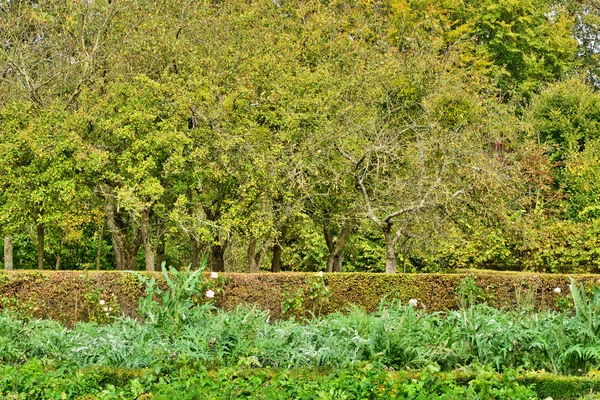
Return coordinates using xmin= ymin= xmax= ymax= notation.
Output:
xmin=281 ymin=273 xmax=331 ymax=319
xmin=130 ymin=259 xmax=219 ymax=333
xmin=457 ymin=275 xmax=486 ymax=309
xmin=570 ymin=277 xmax=600 ymax=335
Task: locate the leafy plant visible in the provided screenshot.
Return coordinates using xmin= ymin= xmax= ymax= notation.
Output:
xmin=281 ymin=288 xmax=305 ymax=318
xmin=130 ymin=259 xmax=219 ymax=333
xmin=83 ymin=289 xmax=120 ymax=324
xmin=457 ymin=276 xmax=485 ymax=309
xmin=569 ymin=277 xmax=600 ymax=335
xmin=514 ymin=282 xmax=537 ymax=314
xmin=281 ymin=273 xmax=331 ymax=319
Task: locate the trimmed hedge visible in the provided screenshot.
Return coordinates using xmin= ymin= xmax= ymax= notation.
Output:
xmin=3 ymin=364 xmax=599 ymax=399
xmin=519 ymin=372 xmax=600 ymax=399
xmin=0 ymin=269 xmax=597 ymax=325
xmin=452 ymin=371 xmax=600 ymax=399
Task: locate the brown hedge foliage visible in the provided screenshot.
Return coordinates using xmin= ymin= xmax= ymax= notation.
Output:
xmin=0 ymin=269 xmax=597 ymax=325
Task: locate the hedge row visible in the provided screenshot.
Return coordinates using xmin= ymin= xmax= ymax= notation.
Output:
xmin=0 ymin=269 xmax=597 ymax=325
xmin=4 ymin=364 xmax=599 ymax=400
xmin=93 ymin=367 xmax=600 ymax=399
xmin=436 ymin=371 xmax=600 ymax=399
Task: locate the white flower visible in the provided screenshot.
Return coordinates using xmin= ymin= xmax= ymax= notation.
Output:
xmin=210 ymin=272 xmax=219 ymax=279
xmin=554 ymin=287 xmax=562 ymax=294
xmin=99 ymin=300 xmax=106 ymax=306
xmin=408 ymin=299 xmax=418 ymax=307
xmin=206 ymin=289 xmax=215 ymax=299
xmin=317 ymin=271 xmax=324 ymax=277
xmin=103 ymin=307 xmax=108 ymax=312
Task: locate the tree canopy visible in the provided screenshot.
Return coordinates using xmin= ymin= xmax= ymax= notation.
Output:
xmin=1 ymin=0 xmax=598 ymax=273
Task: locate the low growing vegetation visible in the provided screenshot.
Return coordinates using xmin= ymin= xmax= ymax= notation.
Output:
xmin=2 ymin=266 xmax=600 ymax=398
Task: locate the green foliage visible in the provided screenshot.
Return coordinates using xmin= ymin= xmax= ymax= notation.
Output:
xmin=281 ymin=288 xmax=305 ymax=317
xmin=12 ymin=281 xmax=600 ymax=397
xmin=442 ymin=217 xmax=600 ymax=273
xmin=282 ymin=273 xmax=331 ymax=318
xmin=468 ymin=0 xmax=577 ymax=97
xmin=0 ymin=0 xmax=597 ymax=277
xmin=531 ymin=79 xmax=600 ymax=161
xmin=2 ymin=280 xmax=600 ymax=376
xmin=514 ymin=282 xmax=538 ymax=313
xmin=130 ymin=259 xmax=222 ymax=333
xmin=456 ymin=276 xmax=486 ymax=309
xmin=0 ymin=0 xmax=589 ymax=274
xmin=0 ymin=296 xmax=37 ymax=320
xmin=0 ymin=360 xmax=152 ymax=399
xmin=0 ymin=361 xmax=543 ymax=400
xmin=344 ymin=232 xmax=386 ymax=273
xmin=519 ymin=371 xmax=600 ymax=399
xmin=569 ymin=277 xmax=600 ymax=335
xmin=82 ymin=288 xmax=120 ymax=324
xmin=9 ymin=279 xmax=600 ymax=399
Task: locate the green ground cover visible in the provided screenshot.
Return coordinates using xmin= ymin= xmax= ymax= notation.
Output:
xmin=0 ymin=361 xmax=541 ymax=399
xmin=3 ymin=267 xmax=600 ymax=398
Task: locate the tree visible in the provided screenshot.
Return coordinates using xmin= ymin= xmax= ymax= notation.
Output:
xmin=447 ymin=0 xmax=577 ymax=99
xmin=569 ymin=0 xmax=600 ymax=86
xmin=528 ymin=78 xmax=600 ymax=219
xmin=0 ymin=101 xmax=100 ymax=269
xmin=3 ymin=236 xmax=12 ymax=270
xmin=530 ymin=79 xmax=600 ymax=160
xmin=0 ymin=0 xmax=121 ymax=270
xmin=81 ymin=76 xmax=189 ymax=270
xmin=337 ymin=40 xmax=516 ymax=272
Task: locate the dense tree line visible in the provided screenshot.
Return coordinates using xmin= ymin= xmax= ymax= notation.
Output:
xmin=0 ymin=0 xmax=599 ymax=273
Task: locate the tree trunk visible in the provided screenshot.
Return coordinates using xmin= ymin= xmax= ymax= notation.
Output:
xmin=143 ymin=239 xmax=155 ymax=271
xmin=203 ymin=205 xmax=227 ymax=272
xmin=271 ymin=225 xmax=287 ymax=273
xmin=105 ymin=197 xmax=142 ymax=270
xmin=324 ymin=224 xmax=352 ymax=273
xmin=256 ymin=240 xmax=269 ymax=271
xmin=210 ymin=241 xmax=226 ymax=272
xmin=4 ymin=236 xmax=13 ymax=270
xmin=123 ymin=249 xmax=139 ymax=271
xmin=333 ymin=254 xmax=342 ymax=272
xmin=156 ymin=232 xmax=165 ymax=270
xmin=106 ymin=200 xmax=125 ymax=270
xmin=140 ymin=209 xmax=155 ymax=272
xmin=190 ymin=235 xmax=203 ymax=270
xmin=37 ymin=222 xmax=44 ymax=270
xmin=96 ymin=224 xmax=104 ymax=270
xmin=271 ymin=244 xmax=282 ymax=273
xmin=55 ymin=240 xmax=63 ymax=270
xmin=327 ymin=253 xmax=343 ymax=273
xmin=383 ymin=225 xmax=397 ymax=274
xmin=247 ymin=237 xmax=258 ymax=272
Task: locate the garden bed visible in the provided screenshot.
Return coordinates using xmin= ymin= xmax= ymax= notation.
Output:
xmin=0 ymin=269 xmax=594 ymax=324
